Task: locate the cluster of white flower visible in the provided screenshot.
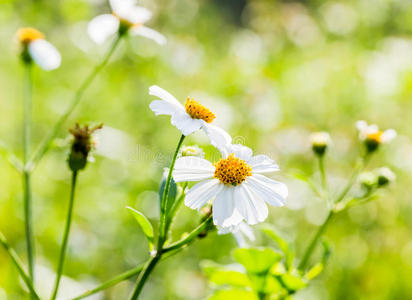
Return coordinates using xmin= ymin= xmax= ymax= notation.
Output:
xmin=17 ymin=0 xmax=166 ymax=71
xmin=149 ymin=86 xmax=288 ymax=234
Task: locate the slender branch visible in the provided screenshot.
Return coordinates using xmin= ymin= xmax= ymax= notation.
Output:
xmin=298 ymin=156 xmax=367 ymax=271
xmin=0 ymin=140 xmax=24 ymax=172
xmin=51 ymin=171 xmax=79 ymax=300
xmin=318 ymin=156 xmax=327 ymax=193
xmin=128 ymin=255 xmax=161 ymax=300
xmin=162 ymin=215 xmax=213 ymax=254
xmin=71 ymin=264 xmax=144 ymax=300
xmin=22 ymin=63 xmax=35 ymax=281
xmin=298 ymin=211 xmax=333 ymax=271
xmin=0 ymin=231 xmax=40 ymax=299
xmin=158 ymin=134 xmax=185 ymax=247
xmin=28 ymin=36 xmax=122 ymax=170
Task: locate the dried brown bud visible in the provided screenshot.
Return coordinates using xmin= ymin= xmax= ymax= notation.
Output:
xmin=67 ymin=123 xmax=103 ymax=172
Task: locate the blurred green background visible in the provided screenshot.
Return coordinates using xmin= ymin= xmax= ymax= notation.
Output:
xmin=0 ymin=0 xmax=411 ymax=299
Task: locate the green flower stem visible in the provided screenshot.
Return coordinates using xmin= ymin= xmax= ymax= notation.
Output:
xmin=128 ymin=135 xmax=185 ymax=300
xmin=162 ymin=215 xmax=213 ymax=254
xmin=51 ymin=171 xmax=79 ymax=300
xmin=158 ymin=134 xmax=185 ymax=248
xmin=0 ymin=231 xmax=40 ymax=299
xmin=71 ymin=264 xmax=145 ymax=300
xmin=318 ymin=156 xmax=327 ymax=194
xmin=22 ymin=63 xmax=35 ymax=282
xmin=28 ymin=36 xmax=122 ymax=170
xmin=298 ymin=156 xmax=367 ymax=271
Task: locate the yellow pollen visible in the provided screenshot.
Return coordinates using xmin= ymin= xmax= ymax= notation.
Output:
xmin=214 ymin=154 xmax=252 ymax=186
xmin=367 ymin=131 xmax=383 ymax=144
xmin=185 ymin=98 xmax=216 ymax=123
xmin=17 ymin=27 xmax=44 ymax=44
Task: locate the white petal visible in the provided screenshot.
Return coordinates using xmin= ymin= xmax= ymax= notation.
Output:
xmin=238 ymin=222 xmax=255 ymax=241
xmin=172 ymin=111 xmax=203 ymax=136
xmin=87 ymin=14 xmax=119 ymax=44
xmin=130 ymin=25 xmax=166 ymax=45
xmin=246 ymin=174 xmax=287 ymax=206
xmin=113 ymin=2 xmax=152 ymax=24
xmin=382 ymin=129 xmax=397 ymax=143
xmin=184 ymin=179 xmax=221 ymax=210
xmin=149 ymin=100 xmax=179 ymax=116
xmin=356 ymin=120 xmax=368 ymax=132
xmin=28 ymin=39 xmax=61 ymax=71
xmin=234 ymin=184 xmax=268 ymax=225
xmin=202 ymin=124 xmax=232 ymax=154
xmin=224 ymin=144 xmax=253 ymax=160
xmin=213 ymin=187 xmax=243 ymax=227
xmin=149 ymin=85 xmax=183 ymax=108
xmin=173 ymin=157 xmax=214 ymax=182
xmin=248 ymin=155 xmax=280 ymax=174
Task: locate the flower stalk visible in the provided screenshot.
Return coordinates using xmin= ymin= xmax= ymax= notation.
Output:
xmin=22 ymin=62 xmax=35 ymax=281
xmin=0 ymin=231 xmax=40 ymax=299
xmin=51 ymin=170 xmax=78 ymax=300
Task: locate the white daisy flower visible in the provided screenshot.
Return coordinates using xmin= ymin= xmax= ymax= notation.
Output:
xmin=356 ymin=120 xmax=396 ymax=144
xmin=17 ymin=27 xmax=61 ymax=71
xmin=88 ymin=0 xmax=166 ymax=45
xmin=218 ymin=222 xmax=255 ymax=247
xmin=172 ymin=144 xmax=288 ymax=228
xmin=149 ymin=85 xmax=232 ymax=151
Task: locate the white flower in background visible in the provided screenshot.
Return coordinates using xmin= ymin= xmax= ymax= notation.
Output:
xmin=149 ymin=85 xmax=232 ymax=151
xmin=356 ymin=120 xmax=396 ymax=152
xmin=88 ymin=0 xmax=166 ymax=45
xmin=310 ymin=131 xmax=331 ymax=156
xmin=17 ymin=27 xmax=61 ymax=71
xmin=179 ymin=145 xmax=204 ymax=158
xmin=173 ymin=144 xmax=288 ymax=228
xmin=218 ymin=222 xmax=255 ymax=247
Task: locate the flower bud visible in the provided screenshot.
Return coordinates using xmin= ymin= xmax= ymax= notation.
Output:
xmin=67 ymin=123 xmax=103 ymax=172
xmin=179 ymin=145 xmax=205 ymax=158
xmin=358 ymin=171 xmax=377 ymax=191
xmin=375 ymin=167 xmax=396 ymax=187
xmin=310 ymin=132 xmax=331 ymax=156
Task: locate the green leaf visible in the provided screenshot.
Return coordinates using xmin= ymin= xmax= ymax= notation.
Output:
xmin=260 ymin=225 xmax=294 ymax=270
xmin=208 ymin=289 xmax=259 ymax=300
xmin=233 ymin=248 xmax=282 ymax=275
xmin=201 ymin=261 xmax=251 ymax=287
xmin=126 ymin=207 xmax=154 ymax=248
xmin=280 ymin=273 xmax=307 ymax=291
xmin=158 ymin=176 xmax=178 ymax=213
xmin=304 ymin=263 xmax=324 ymax=280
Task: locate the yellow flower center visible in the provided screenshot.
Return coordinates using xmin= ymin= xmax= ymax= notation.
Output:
xmin=112 ymin=13 xmax=142 ymax=30
xmin=17 ymin=27 xmax=44 ymax=44
xmin=366 ymin=131 xmax=383 ymax=144
xmin=185 ymin=98 xmax=216 ymax=123
xmin=214 ymin=154 xmax=252 ymax=186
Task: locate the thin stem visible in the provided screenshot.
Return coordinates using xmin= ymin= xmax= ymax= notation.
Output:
xmin=158 ymin=134 xmax=185 ymax=248
xmin=71 ymin=264 xmax=144 ymax=300
xmin=29 ymin=36 xmax=122 ymax=170
xmin=0 ymin=231 xmax=40 ymax=299
xmin=23 ymin=63 xmax=35 ymax=281
xmin=128 ymin=255 xmax=161 ymax=300
xmin=51 ymin=171 xmax=78 ymax=300
xmin=298 ymin=156 xmax=367 ymax=271
xmin=298 ymin=211 xmax=333 ymax=271
xmin=318 ymin=156 xmax=327 ymax=193
xmin=162 ymin=215 xmax=213 ymax=254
